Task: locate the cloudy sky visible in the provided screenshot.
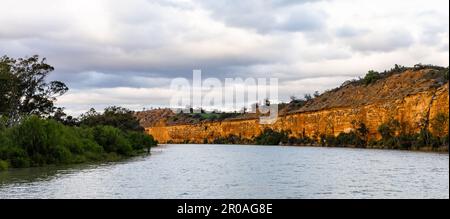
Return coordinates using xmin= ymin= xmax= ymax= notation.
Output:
xmin=1 ymin=0 xmax=448 ymax=115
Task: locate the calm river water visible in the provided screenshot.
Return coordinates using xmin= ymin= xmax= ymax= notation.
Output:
xmin=0 ymin=144 xmax=448 ymax=199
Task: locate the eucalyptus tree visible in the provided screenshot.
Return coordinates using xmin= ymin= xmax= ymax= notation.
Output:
xmin=0 ymin=55 xmax=68 ymax=126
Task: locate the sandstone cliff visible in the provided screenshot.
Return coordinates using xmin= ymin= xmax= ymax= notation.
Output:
xmin=143 ymin=68 xmax=449 ymax=144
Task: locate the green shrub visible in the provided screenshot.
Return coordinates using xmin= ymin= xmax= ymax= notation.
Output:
xmin=10 ymin=116 xmax=65 ymax=166
xmin=0 ymin=131 xmax=25 ymax=167
xmin=363 ymin=70 xmax=381 ymax=85
xmin=287 ymin=134 xmax=315 ymax=145
xmin=377 ymin=119 xmax=402 ymax=148
xmin=80 ymin=106 xmax=144 ymax=132
xmin=254 ymin=128 xmax=289 ymax=145
xmin=212 ymin=134 xmax=247 ymax=145
xmin=442 ymin=134 xmax=449 ymax=147
xmin=375 ymin=118 xmax=447 ymax=149
xmin=368 ymin=138 xmax=379 ymax=147
xmin=92 ymin=126 xmax=133 ymax=156
xmin=397 ymin=134 xmax=415 ymax=149
xmin=127 ymin=131 xmax=158 ymax=151
xmin=0 ymin=160 xmax=8 ymax=171
xmin=0 ymin=116 xmax=157 ymax=169
xmin=3 ymin=146 xmax=30 ymax=168
xmin=431 ymin=112 xmax=449 ymax=138
xmin=378 ymin=124 xmax=394 ymax=140
xmin=336 ymin=132 xmax=361 ymax=147
xmin=414 ymin=128 xmax=430 ymax=148
xmin=320 ymin=135 xmax=339 ymax=147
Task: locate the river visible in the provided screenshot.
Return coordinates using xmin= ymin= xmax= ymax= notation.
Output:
xmin=0 ymin=144 xmax=448 ymax=199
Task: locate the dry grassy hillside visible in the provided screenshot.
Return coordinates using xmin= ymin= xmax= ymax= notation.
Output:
xmin=291 ymin=68 xmax=448 ymax=114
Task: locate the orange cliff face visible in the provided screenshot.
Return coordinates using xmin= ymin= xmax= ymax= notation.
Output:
xmin=144 ymin=69 xmax=449 ymax=144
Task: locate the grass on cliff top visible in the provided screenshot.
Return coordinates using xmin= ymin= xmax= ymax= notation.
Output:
xmin=166 ymin=112 xmax=244 ymax=124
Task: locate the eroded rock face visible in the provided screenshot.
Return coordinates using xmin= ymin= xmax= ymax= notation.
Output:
xmin=145 ymin=69 xmax=449 ymax=144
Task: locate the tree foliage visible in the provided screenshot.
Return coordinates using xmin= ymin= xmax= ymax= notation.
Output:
xmin=363 ymin=70 xmax=381 ymax=85
xmin=304 ymin=93 xmax=313 ymax=101
xmin=0 ymin=55 xmax=68 ymax=126
xmin=80 ymin=106 xmax=144 ymax=132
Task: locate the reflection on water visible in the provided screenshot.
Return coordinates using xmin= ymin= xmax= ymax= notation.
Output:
xmin=0 ymin=162 xmax=127 ymax=185
xmin=0 ymin=145 xmax=448 ymax=199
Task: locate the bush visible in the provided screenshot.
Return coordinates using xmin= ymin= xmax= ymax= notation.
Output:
xmin=254 ymin=128 xmax=289 ymax=145
xmin=127 ymin=131 xmax=158 ymax=151
xmin=377 ymin=119 xmax=402 ymax=148
xmin=363 ymin=70 xmax=381 ymax=85
xmin=0 ymin=160 xmax=8 ymax=171
xmin=397 ymin=134 xmax=416 ymax=149
xmin=378 ymin=122 xmax=396 ymax=140
xmin=375 ymin=118 xmax=447 ymax=149
xmin=442 ymin=135 xmax=449 ymax=147
xmin=0 ymin=128 xmax=30 ymax=167
xmin=320 ymin=135 xmax=339 ymax=147
xmin=212 ymin=134 xmax=248 ymax=145
xmin=10 ymin=116 xmax=71 ymax=165
xmin=80 ymin=106 xmax=144 ymax=132
xmin=414 ymin=128 xmax=441 ymax=149
xmin=0 ymin=116 xmax=157 ymax=170
xmin=92 ymin=126 xmax=133 ymax=156
xmin=368 ymin=138 xmax=379 ymax=147
xmin=431 ymin=112 xmax=449 ymax=138
xmin=336 ymin=132 xmax=360 ymax=147
xmin=443 ymin=68 xmax=449 ymax=81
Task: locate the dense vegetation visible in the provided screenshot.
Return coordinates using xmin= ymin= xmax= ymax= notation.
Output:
xmin=209 ymin=113 xmax=448 ymax=151
xmin=0 ymin=55 xmax=157 ymax=170
xmin=0 ymin=116 xmax=156 ymax=169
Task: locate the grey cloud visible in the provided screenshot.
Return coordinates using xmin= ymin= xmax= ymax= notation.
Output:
xmin=197 ymin=0 xmax=327 ymax=33
xmin=0 ymin=0 xmax=334 ymax=87
xmin=49 ymin=71 xmax=174 ymax=89
xmin=278 ymin=9 xmax=326 ymax=32
xmin=419 ymin=23 xmax=448 ymax=48
xmin=335 ymin=26 xmax=369 ymax=38
xmin=440 ymin=42 xmax=449 ymax=52
xmin=414 ymin=9 xmax=449 ymax=49
xmin=2 ymin=31 xmax=278 ymax=80
xmin=272 ymin=0 xmax=320 ymax=7
xmin=345 ymin=30 xmax=415 ymax=52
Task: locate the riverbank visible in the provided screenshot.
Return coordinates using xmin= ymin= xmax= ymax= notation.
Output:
xmin=150 ymin=124 xmax=449 ymax=153
xmin=0 ymin=116 xmax=157 ymax=171
xmin=159 ymin=143 xmax=449 ymax=153
xmin=279 ymin=143 xmax=449 ymax=153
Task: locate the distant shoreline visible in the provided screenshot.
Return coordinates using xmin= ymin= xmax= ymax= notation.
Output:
xmin=157 ymin=143 xmax=449 ymax=153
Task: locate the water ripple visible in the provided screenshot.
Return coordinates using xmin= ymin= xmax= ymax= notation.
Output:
xmin=0 ymin=145 xmax=448 ymax=199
